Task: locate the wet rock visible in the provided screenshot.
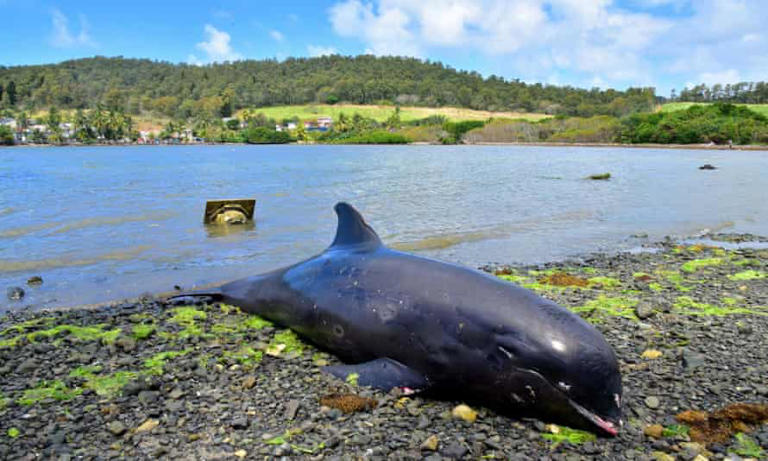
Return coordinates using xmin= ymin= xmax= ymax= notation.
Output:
xmin=736 ymin=322 xmax=753 ymax=335
xmin=645 ymin=396 xmax=661 ymax=409
xmin=137 ymin=390 xmax=160 ymax=405
xmin=681 ymin=349 xmax=706 ymax=370
xmin=644 ymin=424 xmax=664 ymax=438
xmin=283 ymin=399 xmax=300 ymax=420
xmin=168 ymin=388 xmax=184 ymax=400
xmin=135 ymin=419 xmax=159 ymax=433
xmin=6 ymin=286 xmax=24 ymax=300
xmin=26 ymin=276 xmax=43 ymax=286
xmin=441 ymin=442 xmax=469 ymax=459
xmin=16 ymin=358 xmax=37 ymax=373
xmin=114 ymin=336 xmax=136 ymax=352
xmin=107 ymin=421 xmax=127 ymax=436
xmin=241 ymin=376 xmax=257 ymax=390
xmin=231 ymin=417 xmax=249 ymax=430
xmin=635 ymin=302 xmax=656 ymax=319
xmin=451 ymin=404 xmax=477 ymax=423
xmin=420 ymin=435 xmax=439 ymax=451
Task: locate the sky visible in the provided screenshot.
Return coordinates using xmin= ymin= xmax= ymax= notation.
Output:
xmin=0 ymin=0 xmax=766 ymax=95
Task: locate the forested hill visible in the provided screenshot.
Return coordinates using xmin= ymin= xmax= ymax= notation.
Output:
xmin=0 ymin=55 xmax=658 ymax=118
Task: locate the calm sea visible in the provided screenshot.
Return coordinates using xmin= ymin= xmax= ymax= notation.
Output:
xmin=1 ymin=144 xmax=766 ymax=310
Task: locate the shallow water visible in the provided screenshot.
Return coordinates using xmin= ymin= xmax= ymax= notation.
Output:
xmin=1 ymin=144 xmax=766 ymax=310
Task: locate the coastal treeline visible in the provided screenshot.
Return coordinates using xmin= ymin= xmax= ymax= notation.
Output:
xmin=463 ymin=103 xmax=768 ymax=145
xmin=0 ymin=56 xmax=658 ymax=117
xmin=674 ymin=82 xmax=767 ymax=103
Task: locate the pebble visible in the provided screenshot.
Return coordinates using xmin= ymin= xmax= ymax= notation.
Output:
xmin=635 ymin=302 xmax=656 ymax=319
xmin=420 ymin=435 xmax=439 ymax=451
xmin=644 ymin=424 xmax=664 ymax=439
xmin=135 ymin=419 xmax=159 ymax=433
xmin=107 ymin=421 xmax=127 ymax=436
xmin=645 ymin=396 xmax=660 ymax=409
xmin=451 ymin=404 xmax=477 ymax=423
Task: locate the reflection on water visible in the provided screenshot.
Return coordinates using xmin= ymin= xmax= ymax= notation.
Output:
xmin=205 ymin=222 xmax=256 ymax=238
xmin=1 ymin=144 xmax=767 ymax=311
xmin=0 ymin=245 xmax=152 ymax=272
xmin=0 ymin=213 xmax=173 ymax=238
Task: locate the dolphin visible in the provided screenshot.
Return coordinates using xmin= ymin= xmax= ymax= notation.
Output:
xmin=173 ymin=202 xmax=623 ymax=435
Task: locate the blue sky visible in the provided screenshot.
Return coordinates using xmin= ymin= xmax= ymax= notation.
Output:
xmin=1 ymin=0 xmax=766 ymax=95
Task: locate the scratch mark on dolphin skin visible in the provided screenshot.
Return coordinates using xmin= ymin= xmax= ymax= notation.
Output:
xmin=526 ymin=385 xmax=537 ymax=401
xmin=498 ymin=346 xmax=514 ymax=359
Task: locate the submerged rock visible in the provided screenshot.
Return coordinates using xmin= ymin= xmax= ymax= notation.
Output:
xmin=6 ymin=286 xmax=24 ymax=300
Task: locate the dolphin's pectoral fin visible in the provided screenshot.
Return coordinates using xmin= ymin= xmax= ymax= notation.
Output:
xmin=323 ymin=358 xmax=429 ymax=392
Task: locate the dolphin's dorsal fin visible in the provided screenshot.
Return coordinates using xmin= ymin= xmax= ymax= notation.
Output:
xmin=329 ymin=202 xmax=382 ymax=250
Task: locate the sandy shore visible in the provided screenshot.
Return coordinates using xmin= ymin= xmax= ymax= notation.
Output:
xmin=0 ymin=235 xmax=766 ymax=459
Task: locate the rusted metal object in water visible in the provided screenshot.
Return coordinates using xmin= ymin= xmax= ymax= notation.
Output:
xmin=203 ymin=199 xmax=256 ymax=225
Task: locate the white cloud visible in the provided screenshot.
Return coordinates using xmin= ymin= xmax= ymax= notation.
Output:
xmin=269 ymin=30 xmax=284 ymax=42
xmin=50 ymin=9 xmax=95 ymax=48
xmin=693 ymin=69 xmax=742 ymax=87
xmin=188 ymin=25 xmax=242 ymax=64
xmin=308 ymin=45 xmax=338 ymax=57
xmin=327 ymin=0 xmax=768 ymax=90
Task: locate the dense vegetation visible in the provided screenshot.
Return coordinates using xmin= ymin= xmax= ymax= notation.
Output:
xmin=618 ymin=103 xmax=768 ymax=144
xmin=464 ymin=104 xmax=768 ymax=145
xmin=0 ymin=56 xmax=658 ymax=117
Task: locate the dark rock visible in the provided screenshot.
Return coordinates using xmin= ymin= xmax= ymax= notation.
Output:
xmin=699 ymin=164 xmax=717 ymax=170
xmin=107 ymin=421 xmax=127 ymax=436
xmin=7 ymin=286 xmax=24 ymax=300
xmin=137 ymin=391 xmax=160 ymax=405
xmin=681 ymin=349 xmax=706 ymax=370
xmin=635 ymin=302 xmax=656 ymax=319
xmin=16 ymin=358 xmax=37 ymax=373
xmin=283 ymin=399 xmax=300 ymax=420
xmin=26 ymin=276 xmax=43 ymax=286
xmin=441 ymin=442 xmax=469 ymax=459
xmin=114 ymin=337 xmax=136 ymax=352
xmin=232 ymin=417 xmax=248 ymax=430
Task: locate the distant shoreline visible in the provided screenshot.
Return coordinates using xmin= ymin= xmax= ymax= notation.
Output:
xmin=2 ymin=141 xmax=767 ymax=150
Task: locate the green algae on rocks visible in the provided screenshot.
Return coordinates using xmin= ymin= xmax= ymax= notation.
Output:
xmin=69 ymin=366 xmax=137 ymax=397
xmin=167 ymin=306 xmax=207 ymax=337
xmin=681 ymin=258 xmax=723 ymax=273
xmin=0 ymin=323 xmax=121 ymax=349
xmin=18 ymin=380 xmax=82 ymax=406
xmin=144 ymin=349 xmax=193 ymax=375
xmin=541 ymin=425 xmax=596 ymax=448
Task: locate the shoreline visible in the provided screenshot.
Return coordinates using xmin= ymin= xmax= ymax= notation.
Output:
xmin=1 ymin=233 xmax=766 ymax=459
xmin=2 ymin=141 xmax=767 ymax=151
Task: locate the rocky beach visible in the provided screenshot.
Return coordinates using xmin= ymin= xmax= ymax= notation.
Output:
xmin=1 ymin=235 xmax=766 ymax=460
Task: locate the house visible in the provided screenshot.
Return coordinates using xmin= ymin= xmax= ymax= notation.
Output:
xmin=59 ymin=122 xmax=74 ymax=138
xmin=0 ymin=117 xmax=16 ymax=129
xmin=286 ymin=122 xmax=297 ymax=130
xmin=317 ymin=117 xmax=333 ymax=129
xmin=304 ymin=117 xmax=333 ymax=132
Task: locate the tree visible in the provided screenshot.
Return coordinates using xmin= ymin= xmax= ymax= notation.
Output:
xmin=6 ymin=81 xmax=16 ymax=106
xmin=0 ymin=125 xmax=14 ymax=145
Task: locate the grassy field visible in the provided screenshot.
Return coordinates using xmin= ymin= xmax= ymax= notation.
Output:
xmin=236 ymin=104 xmax=550 ymax=123
xmin=660 ymin=102 xmax=768 ymax=117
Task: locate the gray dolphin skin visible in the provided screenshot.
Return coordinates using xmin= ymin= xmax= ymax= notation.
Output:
xmin=175 ymin=202 xmax=623 ymax=435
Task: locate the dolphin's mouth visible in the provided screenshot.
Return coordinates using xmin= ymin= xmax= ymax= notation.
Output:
xmin=568 ymin=399 xmax=619 ymax=436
